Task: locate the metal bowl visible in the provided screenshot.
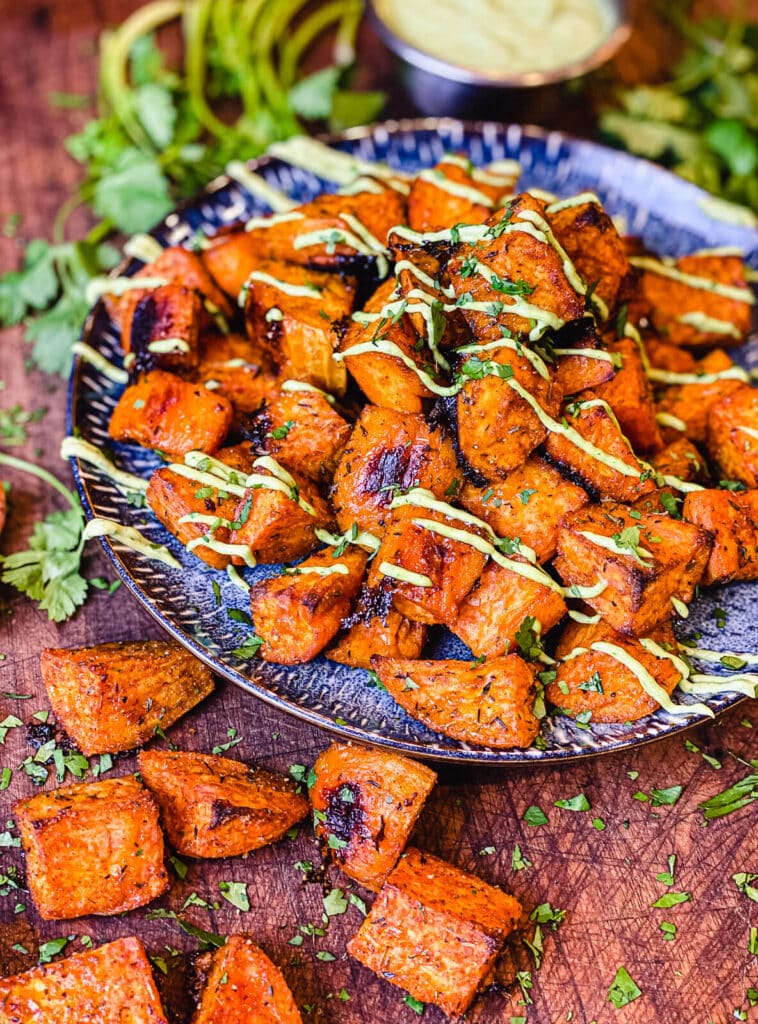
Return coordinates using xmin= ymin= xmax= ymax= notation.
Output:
xmin=369 ymin=0 xmax=630 ymax=117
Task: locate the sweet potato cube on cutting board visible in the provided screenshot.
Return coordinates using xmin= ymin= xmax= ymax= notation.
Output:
xmin=451 ymin=561 xmax=567 ymax=659
xmin=460 ymin=456 xmax=588 ymax=562
xmin=0 ymin=936 xmax=168 ymax=1024
xmin=655 ymin=349 xmax=745 ymax=442
xmin=109 ymin=369 xmax=233 ymax=457
xmin=554 ymin=503 xmax=712 ymax=636
xmin=138 ymin=749 xmax=308 ymax=859
xmin=366 ymin=506 xmax=486 ymax=626
xmin=311 ymin=743 xmax=436 ymax=891
xmin=706 ymin=385 xmax=758 ymax=488
xmin=548 ymin=618 xmax=682 ymax=723
xmin=15 ymin=777 xmax=168 ymax=920
xmin=544 ymin=393 xmax=657 ymax=503
xmin=372 ymin=653 xmax=540 ymax=749
xmin=347 ymin=847 xmax=522 ymax=1017
xmin=332 ymin=406 xmax=459 ymax=535
xmin=326 ymin=605 xmax=426 ymax=670
xmin=40 ymin=639 xmax=214 ymax=755
xmin=683 ymin=488 xmax=758 ymax=584
xmin=250 ymin=547 xmax=367 ymax=664
xmin=191 ymin=935 xmax=303 ymax=1024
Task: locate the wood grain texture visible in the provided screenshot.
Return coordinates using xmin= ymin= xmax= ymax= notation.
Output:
xmin=0 ymin=3 xmax=757 ymax=1022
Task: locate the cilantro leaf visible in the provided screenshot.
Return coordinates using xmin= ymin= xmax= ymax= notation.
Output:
xmin=607 ymin=966 xmax=642 ymax=1008
xmin=93 ymin=147 xmax=173 ymax=233
xmin=219 ymin=880 xmax=250 ymax=912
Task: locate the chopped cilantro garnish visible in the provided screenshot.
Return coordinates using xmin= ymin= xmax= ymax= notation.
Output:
xmin=607 ymin=966 xmax=642 ymax=1008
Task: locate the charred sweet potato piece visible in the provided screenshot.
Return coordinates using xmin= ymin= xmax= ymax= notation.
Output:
xmin=548 ymin=618 xmax=682 ymax=723
xmin=250 ymin=547 xmax=367 ymax=663
xmin=451 ymin=562 xmax=567 ymax=659
xmin=544 ymin=393 xmax=657 ymax=502
xmin=554 ymin=502 xmax=712 ymax=635
xmin=147 ymin=444 xmax=255 ymax=569
xmin=407 ymin=155 xmax=518 ymax=232
xmin=196 ymin=333 xmax=278 ymax=414
xmin=634 ymin=252 xmax=752 ymax=347
xmin=40 ymin=640 xmax=214 ymax=756
xmin=326 ymin=606 xmax=427 ymax=669
xmin=373 ymin=653 xmax=540 ymax=748
xmin=339 ymin=279 xmax=436 ymax=413
xmin=590 ymin=335 xmax=662 ymax=452
xmin=347 ymin=847 xmax=522 ymax=1018
xmin=246 ymin=388 xmax=351 ymax=483
xmin=109 ymin=369 xmax=233 ymax=457
xmin=15 ymin=776 xmax=168 ymax=920
xmin=705 ymin=385 xmax=758 ymax=488
xmin=138 ymin=750 xmax=308 ymax=858
xmin=332 ymin=406 xmax=458 ymax=534
xmin=310 ymin=743 xmax=436 ymax=890
xmin=0 ymin=937 xmax=169 ymax=1024
xmin=548 ymin=197 xmax=631 ymax=313
xmin=650 ymin=437 xmax=706 ymax=483
xmin=655 ymin=349 xmax=746 ymax=443
xmin=447 ymin=193 xmax=589 ymax=343
xmin=683 ymin=489 xmax=758 ymax=584
xmin=202 ymin=229 xmax=264 ymax=301
xmin=243 ymin=260 xmax=355 ymax=395
xmin=126 ymin=284 xmax=202 ymax=374
xmin=457 ymin=348 xmax=563 ymax=479
xmin=459 ymin=456 xmax=588 ymax=562
xmin=246 ymin=190 xmax=404 ymax=270
xmin=191 ymin=935 xmax=303 ymax=1024
xmin=367 ymin=505 xmax=486 ymax=626
xmin=229 ymin=464 xmax=334 ymax=564
xmin=551 ymin=334 xmax=616 ymax=395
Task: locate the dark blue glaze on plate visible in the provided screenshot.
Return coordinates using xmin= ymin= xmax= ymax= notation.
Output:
xmin=67 ymin=119 xmax=758 ymax=764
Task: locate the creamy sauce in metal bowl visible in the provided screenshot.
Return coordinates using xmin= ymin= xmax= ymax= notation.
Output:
xmin=373 ymin=0 xmax=612 ymax=75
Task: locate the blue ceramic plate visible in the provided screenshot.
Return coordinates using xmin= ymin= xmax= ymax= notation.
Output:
xmin=67 ymin=118 xmax=758 ymax=764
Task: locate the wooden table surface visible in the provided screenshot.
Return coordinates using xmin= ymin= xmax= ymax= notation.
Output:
xmin=0 ymin=3 xmax=756 ymax=1022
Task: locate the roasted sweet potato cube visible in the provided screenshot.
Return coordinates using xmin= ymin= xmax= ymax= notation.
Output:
xmin=310 ymin=743 xmax=436 ymax=890
xmin=551 ymin=334 xmax=616 ymax=395
xmin=650 ymin=438 xmax=706 ymax=483
xmin=246 ymin=190 xmax=404 ymax=270
xmin=230 ymin=466 xmax=334 ymax=564
xmin=0 ymin=937 xmax=168 ymax=1024
xmin=655 ymin=349 xmax=746 ymax=442
xmin=40 ymin=639 xmax=214 ymax=756
xmin=196 ymin=333 xmax=278 ymax=414
xmin=339 ymin=279 xmax=436 ymax=413
xmin=347 ymin=847 xmax=522 ymax=1018
xmin=326 ymin=606 xmax=427 ymax=669
xmin=644 ymin=336 xmax=697 ymax=373
xmin=332 ymin=406 xmax=458 ymax=534
xmin=246 ymin=388 xmax=351 ymax=483
xmin=548 ymin=618 xmax=682 ymax=723
xmin=544 ymin=393 xmax=657 ymax=502
xmin=15 ymin=776 xmax=168 ymax=920
xmin=407 ymin=155 xmax=518 ymax=232
xmin=451 ymin=562 xmax=567 ymax=658
xmin=126 ymin=283 xmax=202 ymax=374
xmin=457 ymin=349 xmax=563 ymax=479
xmin=590 ymin=336 xmax=662 ymax=452
xmin=635 ymin=252 xmax=752 ymax=347
xmin=683 ymin=489 xmax=758 ymax=584
xmin=250 ymin=547 xmax=367 ymax=663
xmin=109 ymin=369 xmax=233 ymax=457
xmin=202 ymin=229 xmax=264 ymax=301
xmin=459 ymin=456 xmax=588 ymax=561
xmin=548 ymin=197 xmax=631 ymax=312
xmin=554 ymin=502 xmax=712 ymax=635
xmin=243 ymin=260 xmax=355 ymax=395
xmin=706 ymin=385 xmax=758 ymax=488
xmin=191 ymin=935 xmax=303 ymax=1024
xmin=367 ymin=506 xmax=486 ymax=626
xmin=147 ymin=444 xmax=255 ymax=569
xmin=447 ymin=193 xmax=588 ymax=343
xmin=373 ymin=653 xmax=540 ymax=749
xmin=138 ymin=750 xmax=308 ymax=858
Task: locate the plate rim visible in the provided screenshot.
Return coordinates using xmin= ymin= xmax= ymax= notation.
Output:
xmin=66 ymin=116 xmax=753 ymax=765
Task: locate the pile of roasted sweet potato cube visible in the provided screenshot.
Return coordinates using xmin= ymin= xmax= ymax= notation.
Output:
xmin=1 ymin=639 xmax=524 ymax=1020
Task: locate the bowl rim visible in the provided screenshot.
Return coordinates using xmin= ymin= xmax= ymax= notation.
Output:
xmin=368 ymin=0 xmax=631 ymax=88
